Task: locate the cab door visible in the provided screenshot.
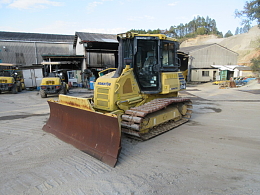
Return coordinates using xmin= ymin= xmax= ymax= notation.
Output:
xmin=134 ymin=39 xmax=160 ymax=94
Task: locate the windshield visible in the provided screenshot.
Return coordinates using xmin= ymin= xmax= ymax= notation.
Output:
xmin=162 ymin=42 xmax=175 ymax=66
xmin=122 ymin=38 xmax=134 ymax=67
xmin=0 ymin=69 xmax=12 ymax=77
xmin=133 ymin=38 xmax=159 ymax=92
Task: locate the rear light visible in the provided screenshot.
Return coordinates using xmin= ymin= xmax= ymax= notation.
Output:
xmin=41 ymin=86 xmax=46 ymax=89
xmin=56 ymin=86 xmax=61 ymax=89
xmin=8 ymin=84 xmax=13 ymax=87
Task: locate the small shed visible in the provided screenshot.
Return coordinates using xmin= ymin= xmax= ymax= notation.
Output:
xmin=73 ymin=32 xmax=119 ymax=73
xmin=179 ymin=43 xmax=238 ymax=82
xmin=211 ymin=65 xmax=256 ymax=80
xmin=234 ymin=66 xmax=255 ymax=77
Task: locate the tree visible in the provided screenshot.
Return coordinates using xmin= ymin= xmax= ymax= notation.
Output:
xmin=242 ymin=23 xmax=251 ymax=33
xmin=210 ymin=19 xmax=217 ymax=34
xmin=196 ymin=27 xmax=207 ymax=35
xmin=235 ymin=27 xmax=240 ymax=35
xmin=217 ymin=31 xmax=223 ymax=38
xmin=127 ymin=15 xmax=222 ymax=40
xmin=250 ymin=55 xmax=260 ymax=74
xmin=235 ymin=0 xmax=260 ymax=27
xmin=224 ymin=30 xmax=233 ymax=38
xmin=236 ymin=0 xmax=260 ymax=76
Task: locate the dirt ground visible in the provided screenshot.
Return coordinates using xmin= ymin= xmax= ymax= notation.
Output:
xmin=0 ymin=82 xmax=259 ymax=195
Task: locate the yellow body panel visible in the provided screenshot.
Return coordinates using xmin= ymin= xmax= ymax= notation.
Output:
xmin=160 ymin=72 xmax=180 ymax=94
xmin=56 ymin=95 xmax=95 ymax=112
xmin=94 ymin=66 xmax=141 ymax=112
xmin=41 ymin=77 xmax=61 ymax=85
xmin=93 ymin=66 xmax=184 ymax=113
xmin=0 ymin=76 xmax=15 ymax=84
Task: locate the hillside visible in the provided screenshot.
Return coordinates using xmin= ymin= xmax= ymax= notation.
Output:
xmin=180 ymin=26 xmax=260 ymax=65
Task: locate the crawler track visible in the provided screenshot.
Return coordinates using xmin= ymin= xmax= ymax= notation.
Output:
xmin=121 ymin=97 xmax=192 ymax=140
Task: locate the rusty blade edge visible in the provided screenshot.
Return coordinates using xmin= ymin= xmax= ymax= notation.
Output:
xmin=43 ymin=101 xmax=121 ymax=167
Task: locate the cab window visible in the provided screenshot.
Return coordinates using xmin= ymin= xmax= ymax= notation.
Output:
xmin=162 ymin=42 xmax=176 ymax=67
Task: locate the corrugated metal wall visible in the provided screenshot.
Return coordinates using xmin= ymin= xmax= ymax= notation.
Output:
xmin=190 ymin=44 xmax=238 ymax=68
xmin=88 ymin=52 xmax=115 ymax=68
xmin=0 ymin=41 xmax=72 ymax=66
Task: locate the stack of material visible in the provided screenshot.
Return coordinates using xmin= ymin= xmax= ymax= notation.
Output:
xmin=229 ymin=81 xmax=237 ymax=88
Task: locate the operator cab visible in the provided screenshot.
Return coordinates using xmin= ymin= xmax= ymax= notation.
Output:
xmin=116 ymin=33 xmax=180 ymax=94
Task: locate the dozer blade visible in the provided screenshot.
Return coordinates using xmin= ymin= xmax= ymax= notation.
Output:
xmin=42 ymin=100 xmax=121 ymax=167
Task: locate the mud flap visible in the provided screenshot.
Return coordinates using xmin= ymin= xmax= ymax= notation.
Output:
xmin=43 ymin=101 xmax=121 ymax=167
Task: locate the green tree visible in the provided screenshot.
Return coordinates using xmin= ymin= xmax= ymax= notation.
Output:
xmin=235 ymin=27 xmax=240 ymax=35
xmin=224 ymin=30 xmax=233 ymax=37
xmin=127 ymin=15 xmax=222 ymax=40
xmin=196 ymin=27 xmax=207 ymax=35
xmin=235 ymin=0 xmax=260 ymax=27
xmin=236 ymin=0 xmax=260 ymax=75
xmin=250 ymin=55 xmax=260 ymax=74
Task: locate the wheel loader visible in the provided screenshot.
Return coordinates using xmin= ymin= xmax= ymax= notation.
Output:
xmin=43 ymin=32 xmax=192 ymax=167
xmin=0 ymin=63 xmax=23 ymax=94
xmin=40 ymin=66 xmax=69 ymax=98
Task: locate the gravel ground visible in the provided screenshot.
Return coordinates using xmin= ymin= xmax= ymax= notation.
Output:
xmin=0 ymin=83 xmax=259 ymax=195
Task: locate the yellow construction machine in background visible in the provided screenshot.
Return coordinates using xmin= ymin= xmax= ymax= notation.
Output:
xmin=40 ymin=62 xmax=69 ymax=98
xmin=0 ymin=63 xmax=23 ymax=94
xmin=43 ymin=32 xmax=192 ymax=167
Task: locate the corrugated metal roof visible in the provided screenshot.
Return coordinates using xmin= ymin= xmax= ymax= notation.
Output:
xmin=0 ymin=31 xmax=74 ymax=43
xmin=235 ymin=66 xmax=252 ymax=71
xmin=211 ymin=65 xmax=251 ymax=71
xmin=180 ymin=44 xmax=214 ymax=53
xmin=75 ymin=32 xmax=117 ymax=43
xmin=211 ymin=65 xmax=238 ymax=71
xmin=180 ymin=43 xmax=238 ymax=55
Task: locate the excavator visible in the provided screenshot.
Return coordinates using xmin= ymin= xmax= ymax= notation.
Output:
xmin=42 ymin=32 xmax=192 ymax=167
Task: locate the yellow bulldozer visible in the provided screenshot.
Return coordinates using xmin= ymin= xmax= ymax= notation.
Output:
xmin=43 ymin=32 xmax=192 ymax=167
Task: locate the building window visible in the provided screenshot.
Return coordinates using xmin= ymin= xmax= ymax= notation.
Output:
xmin=202 ymin=71 xmax=209 ymax=77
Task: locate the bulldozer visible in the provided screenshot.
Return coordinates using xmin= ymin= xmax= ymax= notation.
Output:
xmin=0 ymin=63 xmax=23 ymax=94
xmin=43 ymin=32 xmax=192 ymax=167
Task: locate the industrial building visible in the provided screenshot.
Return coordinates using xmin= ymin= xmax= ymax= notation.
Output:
xmin=0 ymin=31 xmax=119 ymax=88
xmin=0 ymin=31 xmax=74 ymax=65
xmin=180 ymin=43 xmax=239 ymax=82
xmin=1 ymin=31 xmax=241 ymax=87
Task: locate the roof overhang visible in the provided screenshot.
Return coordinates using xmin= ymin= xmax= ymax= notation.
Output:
xmin=41 ymin=62 xmax=61 ymax=65
xmin=211 ymin=65 xmax=244 ymax=71
xmin=0 ymin=63 xmax=15 ymax=66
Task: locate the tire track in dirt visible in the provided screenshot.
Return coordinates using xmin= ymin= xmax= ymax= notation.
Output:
xmin=0 ymin=112 xmax=160 ymax=194
xmin=0 ymin=113 xmax=126 ymax=194
xmin=117 ymin=137 xmax=150 ymax=167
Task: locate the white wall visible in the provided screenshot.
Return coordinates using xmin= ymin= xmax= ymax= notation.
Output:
xmin=190 ymin=44 xmax=238 ymax=68
xmin=75 ymin=37 xmax=86 ymax=71
xmin=191 ymin=69 xmax=219 ymax=82
xmin=23 ymin=68 xmax=43 ymax=88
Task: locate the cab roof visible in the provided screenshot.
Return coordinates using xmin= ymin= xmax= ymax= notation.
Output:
xmin=117 ymin=32 xmax=178 ymax=42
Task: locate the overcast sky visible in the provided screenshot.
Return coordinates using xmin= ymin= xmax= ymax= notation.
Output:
xmin=0 ymin=0 xmax=254 ymax=35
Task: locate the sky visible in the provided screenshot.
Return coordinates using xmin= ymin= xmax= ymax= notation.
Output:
xmin=0 ymin=0 xmax=255 ymax=35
